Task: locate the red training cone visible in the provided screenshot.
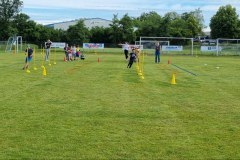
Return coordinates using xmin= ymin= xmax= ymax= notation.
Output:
xmin=168 ymin=59 xmax=171 ymax=64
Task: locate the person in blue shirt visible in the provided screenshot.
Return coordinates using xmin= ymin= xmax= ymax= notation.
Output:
xmin=155 ymin=42 xmax=161 ymax=63
xmin=22 ymin=46 xmax=33 ymax=70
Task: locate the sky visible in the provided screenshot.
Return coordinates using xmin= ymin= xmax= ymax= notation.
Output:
xmin=21 ymin=0 xmax=240 ymax=31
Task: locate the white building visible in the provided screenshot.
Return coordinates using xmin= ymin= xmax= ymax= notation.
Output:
xmin=45 ymin=18 xmax=112 ymax=30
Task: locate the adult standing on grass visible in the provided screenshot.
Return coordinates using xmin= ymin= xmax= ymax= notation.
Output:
xmin=45 ymin=39 xmax=52 ymax=61
xmin=22 ymin=45 xmax=33 ymax=70
xmin=155 ymin=42 xmax=161 ymax=63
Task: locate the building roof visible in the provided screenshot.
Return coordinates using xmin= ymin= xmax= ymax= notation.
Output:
xmin=45 ymin=18 xmax=112 ymax=26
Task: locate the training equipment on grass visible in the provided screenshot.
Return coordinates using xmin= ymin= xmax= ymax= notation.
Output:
xmin=171 ymin=73 xmax=176 ymax=85
xmin=171 ymin=63 xmax=197 ymax=76
xmin=41 ymin=47 xmax=45 ymax=68
xmin=135 ymin=49 xmax=145 ymax=80
xmin=33 ymin=47 xmax=37 ymax=70
xmin=26 ymin=69 xmax=31 ymax=73
xmin=53 ymin=47 xmax=56 ymax=64
xmin=42 ymin=66 xmax=47 ymax=76
xmin=48 ymin=60 xmax=52 ymax=66
xmin=168 ymin=58 xmax=171 ymax=64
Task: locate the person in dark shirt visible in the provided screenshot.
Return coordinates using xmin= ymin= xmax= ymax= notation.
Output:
xmin=127 ymin=48 xmax=136 ymax=68
xmin=64 ymin=43 xmax=69 ymax=60
xmin=22 ymin=46 xmax=33 ymax=70
xmin=155 ymin=42 xmax=161 ymax=63
xmin=45 ymin=39 xmax=52 ymax=61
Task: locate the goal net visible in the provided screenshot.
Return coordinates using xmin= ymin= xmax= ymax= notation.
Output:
xmin=139 ymin=37 xmax=194 ymax=55
xmin=216 ymin=38 xmax=240 ymax=56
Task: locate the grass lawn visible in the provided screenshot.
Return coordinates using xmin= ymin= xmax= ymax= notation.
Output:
xmin=0 ymin=50 xmax=240 ymax=159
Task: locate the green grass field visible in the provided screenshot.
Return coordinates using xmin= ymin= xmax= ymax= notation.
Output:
xmin=0 ymin=50 xmax=240 ymax=159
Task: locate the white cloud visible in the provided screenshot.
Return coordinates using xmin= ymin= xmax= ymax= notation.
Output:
xmin=22 ymin=0 xmax=240 ymax=25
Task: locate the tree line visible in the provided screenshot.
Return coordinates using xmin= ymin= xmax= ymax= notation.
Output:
xmin=1 ymin=0 xmax=240 ymax=46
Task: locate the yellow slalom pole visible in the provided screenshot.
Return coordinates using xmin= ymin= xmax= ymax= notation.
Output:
xmin=41 ymin=47 xmax=45 ymax=68
xmin=54 ymin=47 xmax=56 ymax=64
xmin=33 ymin=47 xmax=37 ymax=70
xmin=48 ymin=48 xmax=52 ymax=66
xmin=26 ymin=47 xmax=31 ymax=73
xmin=142 ymin=52 xmax=144 ymax=77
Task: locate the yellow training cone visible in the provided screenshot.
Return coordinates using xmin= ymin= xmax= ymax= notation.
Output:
xmin=171 ymin=73 xmax=176 ymax=85
xmin=42 ymin=67 xmax=47 ymax=76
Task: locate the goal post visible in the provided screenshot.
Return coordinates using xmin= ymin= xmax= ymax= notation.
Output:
xmin=5 ymin=35 xmax=22 ymax=53
xmin=139 ymin=37 xmax=194 ymax=55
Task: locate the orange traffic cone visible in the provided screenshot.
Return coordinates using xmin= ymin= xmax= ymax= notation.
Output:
xmin=171 ymin=73 xmax=176 ymax=85
xmin=98 ymin=57 xmax=100 ymax=63
xmin=64 ymin=57 xmax=66 ymax=62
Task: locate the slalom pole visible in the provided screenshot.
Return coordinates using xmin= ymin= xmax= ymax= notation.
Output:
xmin=26 ymin=47 xmax=30 ymax=73
xmin=33 ymin=47 xmax=37 ymax=70
xmin=13 ymin=44 xmax=16 ymax=54
xmin=41 ymin=47 xmax=45 ymax=68
xmin=48 ymin=48 xmax=52 ymax=66
xmin=54 ymin=47 xmax=56 ymax=64
xmin=142 ymin=51 xmax=144 ymax=76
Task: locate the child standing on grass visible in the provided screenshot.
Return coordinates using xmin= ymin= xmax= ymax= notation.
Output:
xmin=22 ymin=46 xmax=33 ymax=70
xmin=72 ymin=45 xmax=77 ymax=60
xmin=127 ymin=48 xmax=136 ymax=68
xmin=68 ymin=47 xmax=73 ymax=61
xmin=76 ymin=48 xmax=81 ymax=60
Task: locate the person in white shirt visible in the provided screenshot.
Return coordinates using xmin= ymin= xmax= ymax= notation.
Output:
xmin=123 ymin=42 xmax=129 ymax=60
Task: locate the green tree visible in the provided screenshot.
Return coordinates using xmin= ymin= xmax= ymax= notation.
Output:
xmin=12 ymin=13 xmax=37 ymax=41
xmin=137 ymin=11 xmax=162 ymax=37
xmin=67 ymin=20 xmax=90 ymax=45
xmin=161 ymin=12 xmax=180 ymax=37
xmin=108 ymin=14 xmax=121 ymax=44
xmin=119 ymin=14 xmax=136 ymax=43
xmin=0 ymin=0 xmax=23 ymax=39
xmin=181 ymin=11 xmax=203 ymax=37
xmin=210 ymin=5 xmax=240 ymax=38
xmin=90 ymin=27 xmax=111 ymax=43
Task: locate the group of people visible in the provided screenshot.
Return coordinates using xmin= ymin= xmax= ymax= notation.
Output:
xmin=22 ymin=40 xmax=161 ymax=70
xmin=123 ymin=41 xmax=161 ymax=69
xmin=64 ymin=44 xmax=85 ymax=61
xmin=22 ymin=40 xmax=87 ymax=70
xmin=23 ymin=39 xmax=52 ymax=70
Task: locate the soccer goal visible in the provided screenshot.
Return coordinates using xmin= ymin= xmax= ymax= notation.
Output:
xmin=139 ymin=37 xmax=194 ymax=55
xmin=216 ymin=38 xmax=240 ymax=56
xmin=5 ymin=35 xmax=22 ymax=53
